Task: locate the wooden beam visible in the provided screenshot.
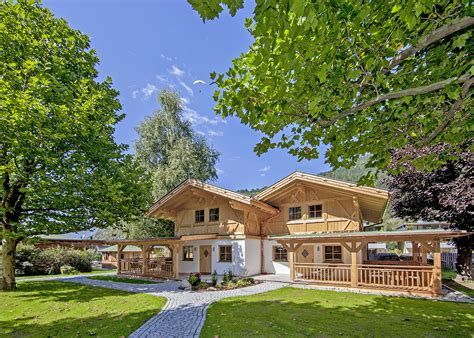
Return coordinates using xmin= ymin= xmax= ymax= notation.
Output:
xmin=340 ymin=242 xmax=353 ymax=253
xmin=117 ymin=244 xmax=124 ymax=274
xmin=289 ymin=250 xmax=295 ymax=281
xmin=351 ymin=250 xmax=358 ymax=288
xmin=432 ymin=240 xmax=442 ymax=296
xmin=142 ymin=245 xmax=149 ymax=275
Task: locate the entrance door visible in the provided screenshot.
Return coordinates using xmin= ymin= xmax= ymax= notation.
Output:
xmin=199 ymin=245 xmax=212 ymax=274
xmin=296 ymin=245 xmax=314 ymax=263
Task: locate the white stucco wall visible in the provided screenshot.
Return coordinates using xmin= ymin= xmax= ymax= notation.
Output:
xmin=244 ymin=239 xmax=261 ymax=276
xmin=177 ymin=239 xmax=246 ymax=275
xmin=263 ymin=240 xmax=290 ymax=274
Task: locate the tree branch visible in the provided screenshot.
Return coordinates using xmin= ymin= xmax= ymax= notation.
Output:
xmin=421 ymin=76 xmax=473 ymax=145
xmin=317 ymin=73 xmax=471 ymax=127
xmin=384 ymin=16 xmax=474 ymax=73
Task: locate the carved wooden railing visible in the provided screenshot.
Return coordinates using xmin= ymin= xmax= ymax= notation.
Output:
xmin=295 ymin=263 xmax=352 ymax=285
xmin=357 ymin=264 xmax=433 ymax=292
xmin=119 ymin=258 xmax=173 ymax=278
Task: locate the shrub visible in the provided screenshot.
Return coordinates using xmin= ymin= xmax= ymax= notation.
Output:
xmin=222 ymin=269 xmax=233 ymax=284
xmin=211 ymin=270 xmax=218 ymax=287
xmin=60 ymin=265 xmax=77 ymax=275
xmin=188 ymin=272 xmax=201 ymax=286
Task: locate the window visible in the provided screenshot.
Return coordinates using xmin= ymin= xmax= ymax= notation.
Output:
xmin=120 ymin=253 xmax=124 ymax=259
xmin=209 ymin=208 xmax=219 ymax=222
xmin=195 ymin=209 xmax=205 ymax=223
xmin=289 ymin=206 xmax=302 ymax=221
xmin=273 ymin=246 xmax=288 ymax=262
xmin=324 ymin=245 xmax=342 ymax=262
xmin=308 ymin=204 xmax=323 ymax=218
xmin=183 ymin=246 xmax=194 ymax=261
xmin=219 ymin=245 xmax=232 ymax=262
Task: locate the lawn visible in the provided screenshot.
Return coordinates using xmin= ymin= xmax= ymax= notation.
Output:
xmin=88 ymin=275 xmax=160 ymax=284
xmin=16 ymin=269 xmax=117 ymax=280
xmin=201 ymin=287 xmax=474 ymax=337
xmin=442 ymin=269 xmax=474 ymax=298
xmin=0 ymin=281 xmax=165 ymax=337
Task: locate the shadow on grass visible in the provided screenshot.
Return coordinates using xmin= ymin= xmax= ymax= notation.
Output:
xmin=201 ymin=287 xmax=474 ymax=337
xmin=444 ymin=279 xmax=474 ymax=298
xmin=11 ymin=281 xmax=138 ymax=303
xmin=0 ymin=308 xmax=159 ymax=337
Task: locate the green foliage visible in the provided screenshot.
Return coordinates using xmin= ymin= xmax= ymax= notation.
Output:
xmin=135 ymin=90 xmax=220 ymax=199
xmin=236 ymin=186 xmax=267 ymax=197
xmin=15 ymin=245 xmax=95 ymax=276
xmin=60 ymin=265 xmax=77 ymax=275
xmin=188 ymin=272 xmax=201 ymax=286
xmin=0 ymin=0 xmax=149 ymax=238
xmin=222 ymin=269 xmax=233 ymax=284
xmin=189 ymin=1 xmax=473 ymax=183
xmin=211 ymin=270 xmax=218 ymax=287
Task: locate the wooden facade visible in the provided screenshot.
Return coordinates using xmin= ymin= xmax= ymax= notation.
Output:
xmin=110 ymin=172 xmax=469 ymax=296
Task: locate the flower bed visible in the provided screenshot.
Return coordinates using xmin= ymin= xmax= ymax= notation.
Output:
xmin=187 ymin=270 xmax=260 ymax=291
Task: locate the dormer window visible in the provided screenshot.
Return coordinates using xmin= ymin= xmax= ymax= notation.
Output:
xmin=308 ymin=204 xmax=323 ymax=218
xmin=195 ymin=209 xmax=205 ymax=223
xmin=209 ymin=208 xmax=219 ymax=222
xmin=289 ymin=206 xmax=302 ymax=221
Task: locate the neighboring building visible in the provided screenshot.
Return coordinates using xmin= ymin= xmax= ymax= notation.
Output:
xmin=397 ymin=222 xmax=457 ymax=254
xmin=100 ymin=245 xmax=143 ymax=268
xmin=112 ymin=171 xmax=468 ymax=296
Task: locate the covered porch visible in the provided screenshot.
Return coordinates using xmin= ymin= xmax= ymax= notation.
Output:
xmin=271 ymin=229 xmax=469 ymax=296
xmin=113 ymin=234 xmax=217 ymax=279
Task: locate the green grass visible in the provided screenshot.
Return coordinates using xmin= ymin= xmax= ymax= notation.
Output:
xmin=0 ymin=281 xmax=165 ymax=337
xmin=17 ymin=269 xmax=116 ymax=279
xmin=441 ymin=269 xmax=474 ymax=298
xmin=442 ymin=269 xmax=458 ymax=280
xmin=201 ymin=287 xmax=474 ymax=337
xmin=88 ymin=275 xmax=160 ymax=284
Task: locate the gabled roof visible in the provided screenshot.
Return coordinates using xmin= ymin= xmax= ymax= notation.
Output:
xmin=99 ymin=245 xmax=142 ymax=252
xmin=254 ymin=171 xmax=390 ymax=223
xmin=146 ymin=179 xmax=278 ymax=218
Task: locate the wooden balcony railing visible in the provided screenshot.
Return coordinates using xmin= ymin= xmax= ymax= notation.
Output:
xmin=295 ymin=263 xmax=351 ymax=285
xmin=119 ymin=258 xmax=173 ymax=278
xmin=358 ymin=264 xmax=433 ymax=292
xmin=295 ymin=263 xmax=434 ymax=293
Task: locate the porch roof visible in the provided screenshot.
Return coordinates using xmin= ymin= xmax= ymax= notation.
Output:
xmin=269 ymin=229 xmax=470 ymax=243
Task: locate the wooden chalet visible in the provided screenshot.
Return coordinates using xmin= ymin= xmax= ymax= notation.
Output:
xmin=110 ymin=172 xmax=469 ymax=296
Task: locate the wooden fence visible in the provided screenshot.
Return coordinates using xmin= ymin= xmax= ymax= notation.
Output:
xmin=294 ymin=262 xmax=434 ymax=293
xmin=119 ymin=258 xmax=173 ymax=278
xmin=368 ymin=252 xmax=457 ymax=270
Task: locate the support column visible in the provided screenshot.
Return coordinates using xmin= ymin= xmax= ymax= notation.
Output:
xmin=433 ymin=240 xmax=442 ymax=296
xmin=117 ymin=244 xmax=124 ymax=274
xmin=351 ymin=248 xmax=358 ymax=288
xmin=289 ymin=249 xmax=295 ymax=281
xmin=142 ymin=245 xmax=149 ymax=276
xmin=412 ymin=241 xmax=419 ymax=262
xmin=170 ymin=244 xmax=182 ymax=279
xmin=421 ymin=245 xmax=427 ymax=265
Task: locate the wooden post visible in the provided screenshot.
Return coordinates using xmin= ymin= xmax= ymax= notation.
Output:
xmin=421 ymin=246 xmax=427 ymax=265
xmin=117 ymin=244 xmax=124 ymax=274
xmin=433 ymin=240 xmax=442 ymax=296
xmin=171 ymin=244 xmax=182 ymax=279
xmin=351 ymin=244 xmax=358 ymax=288
xmin=142 ymin=245 xmax=149 ymax=276
xmin=289 ymin=249 xmax=295 ymax=281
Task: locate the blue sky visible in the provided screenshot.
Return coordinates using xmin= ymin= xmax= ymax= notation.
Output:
xmin=43 ymin=0 xmax=330 ymax=190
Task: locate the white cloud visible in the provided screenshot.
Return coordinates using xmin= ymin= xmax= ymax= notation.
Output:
xmin=183 ymin=106 xmax=221 ymax=126
xmin=208 ymin=129 xmax=223 ymax=137
xmin=160 ymin=53 xmax=173 ymax=62
xmin=168 ymin=65 xmax=185 ymax=77
xmin=216 ymin=167 xmax=225 ymax=175
xmin=141 ymin=83 xmax=158 ymax=98
xmin=179 ymin=81 xmax=194 ymax=97
xmin=195 ymin=130 xmax=206 ymax=136
xmin=156 ymin=74 xmax=168 ymax=83
xmin=180 ymin=97 xmax=190 ymax=105
xmin=132 ymin=90 xmax=139 ymax=99
xmin=259 ymin=166 xmax=271 ymax=176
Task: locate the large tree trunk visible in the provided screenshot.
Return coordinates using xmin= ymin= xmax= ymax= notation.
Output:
xmin=2 ymin=227 xmax=18 ymax=290
xmin=455 ymin=235 xmax=473 ymax=279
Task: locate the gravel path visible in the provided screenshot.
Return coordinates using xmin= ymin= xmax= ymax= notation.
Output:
xmin=62 ymin=277 xmax=286 ymax=338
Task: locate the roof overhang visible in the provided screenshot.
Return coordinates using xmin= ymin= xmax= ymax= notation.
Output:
xmin=146 ymin=179 xmax=279 ymax=219
xmin=269 ymin=229 xmax=470 ymax=243
xmin=255 ymin=171 xmax=390 ymax=223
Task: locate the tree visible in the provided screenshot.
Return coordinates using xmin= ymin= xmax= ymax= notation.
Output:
xmin=129 ymin=90 xmax=220 ymax=237
xmin=386 ymin=144 xmax=473 ymax=277
xmin=188 ymin=0 xmax=473 ymax=182
xmin=135 ymin=90 xmax=220 ymax=199
xmin=0 ymin=1 xmax=148 ymax=290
